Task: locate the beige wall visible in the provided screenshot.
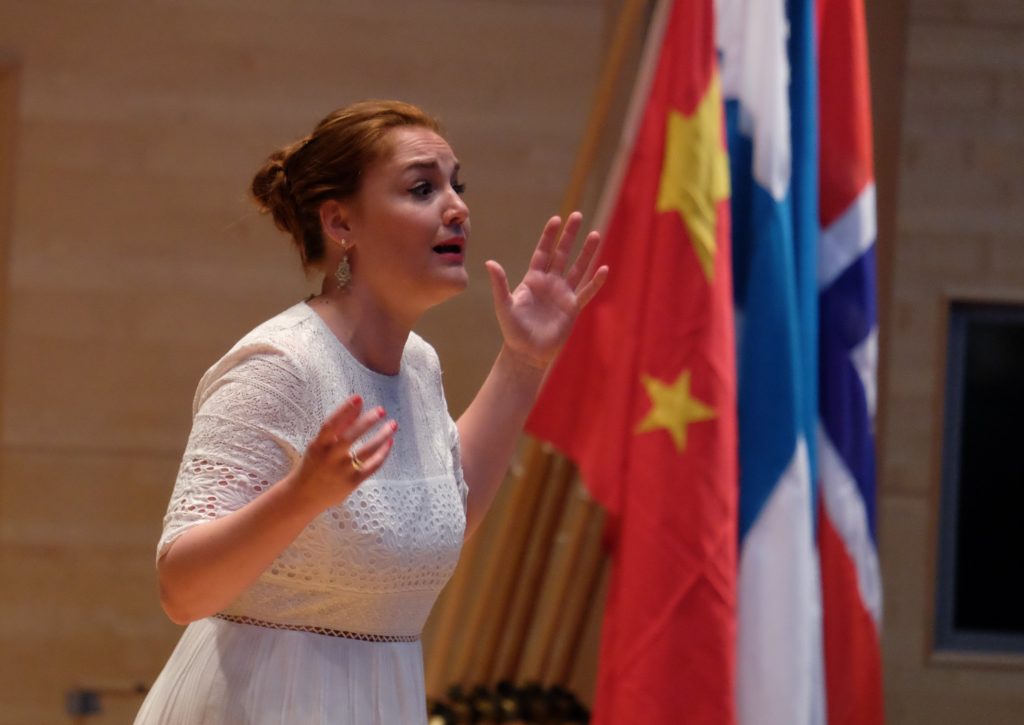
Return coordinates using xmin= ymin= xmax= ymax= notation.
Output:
xmin=2 ymin=0 xmax=1024 ymax=723
xmin=879 ymin=0 xmax=1024 ymax=722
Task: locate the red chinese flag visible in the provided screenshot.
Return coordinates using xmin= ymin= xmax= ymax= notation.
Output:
xmin=526 ymin=1 xmax=737 ymax=723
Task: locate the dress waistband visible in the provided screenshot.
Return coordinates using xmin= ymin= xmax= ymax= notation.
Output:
xmin=212 ymin=613 xmax=420 ymax=643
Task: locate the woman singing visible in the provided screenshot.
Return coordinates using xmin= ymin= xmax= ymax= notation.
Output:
xmin=135 ymin=100 xmax=607 ymax=724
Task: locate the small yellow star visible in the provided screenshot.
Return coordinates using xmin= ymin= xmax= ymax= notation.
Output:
xmin=655 ymin=74 xmax=731 ymax=281
xmin=636 ymin=369 xmax=716 ymax=452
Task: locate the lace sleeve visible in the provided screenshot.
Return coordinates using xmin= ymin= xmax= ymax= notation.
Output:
xmin=157 ymin=346 xmax=313 ymax=561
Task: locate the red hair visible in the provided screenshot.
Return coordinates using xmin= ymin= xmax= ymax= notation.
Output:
xmin=251 ymin=100 xmax=442 ymax=266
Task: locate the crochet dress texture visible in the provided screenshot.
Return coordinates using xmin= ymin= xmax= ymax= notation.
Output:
xmin=135 ymin=302 xmax=468 ymax=725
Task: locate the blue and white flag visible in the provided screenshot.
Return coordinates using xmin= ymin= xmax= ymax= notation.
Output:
xmin=717 ymin=0 xmax=824 ymax=722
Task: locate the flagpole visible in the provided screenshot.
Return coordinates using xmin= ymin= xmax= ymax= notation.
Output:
xmin=520 ymin=0 xmax=654 ymax=686
xmin=481 ymin=0 xmax=661 ymax=696
xmin=558 ymin=0 xmax=651 ymax=220
xmin=426 ymin=0 xmax=656 ymax=701
xmin=593 ymin=0 xmax=674 ymax=232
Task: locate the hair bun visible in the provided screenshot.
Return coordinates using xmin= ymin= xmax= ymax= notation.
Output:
xmin=251 ymin=145 xmax=302 ymax=241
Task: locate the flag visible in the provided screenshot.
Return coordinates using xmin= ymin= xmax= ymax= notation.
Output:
xmin=717 ymin=0 xmax=825 ymax=722
xmin=526 ymin=0 xmax=737 ymax=722
xmin=816 ymin=0 xmax=885 ymax=721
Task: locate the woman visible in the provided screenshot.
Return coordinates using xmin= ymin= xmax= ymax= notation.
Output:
xmin=135 ymin=100 xmax=607 ymax=724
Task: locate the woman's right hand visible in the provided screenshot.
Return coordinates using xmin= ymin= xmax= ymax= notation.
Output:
xmin=285 ymin=395 xmax=397 ymax=511
xmin=158 ymin=395 xmax=396 ymax=624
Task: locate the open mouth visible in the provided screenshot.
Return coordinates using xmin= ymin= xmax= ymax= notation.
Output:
xmin=433 ymin=235 xmax=465 ymax=257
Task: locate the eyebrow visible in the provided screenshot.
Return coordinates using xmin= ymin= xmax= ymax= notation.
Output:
xmin=402 ymin=158 xmax=461 ymax=173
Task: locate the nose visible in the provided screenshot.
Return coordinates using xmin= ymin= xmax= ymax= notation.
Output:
xmin=444 ymin=189 xmax=469 ymax=228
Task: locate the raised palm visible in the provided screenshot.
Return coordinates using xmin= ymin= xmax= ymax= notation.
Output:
xmin=485 ymin=212 xmax=609 ymax=370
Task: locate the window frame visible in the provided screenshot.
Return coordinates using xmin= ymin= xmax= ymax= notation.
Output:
xmin=932 ymin=294 xmax=1024 ymax=664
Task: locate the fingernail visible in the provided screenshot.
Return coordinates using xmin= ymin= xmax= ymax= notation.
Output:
xmin=391 ymin=421 xmax=399 ymax=432
xmin=377 ymin=406 xmax=385 ymax=417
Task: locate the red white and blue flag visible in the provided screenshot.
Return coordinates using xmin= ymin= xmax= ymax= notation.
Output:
xmin=719 ymin=0 xmax=883 ymax=720
xmin=718 ymin=0 xmax=825 ymax=721
xmin=816 ymin=0 xmax=885 ymax=721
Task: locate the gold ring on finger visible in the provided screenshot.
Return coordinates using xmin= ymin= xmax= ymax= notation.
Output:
xmin=349 ymin=449 xmax=364 ymax=472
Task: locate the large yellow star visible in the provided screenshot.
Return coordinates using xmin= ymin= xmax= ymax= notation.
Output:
xmin=655 ymin=74 xmax=731 ymax=281
xmin=636 ymin=369 xmax=716 ymax=453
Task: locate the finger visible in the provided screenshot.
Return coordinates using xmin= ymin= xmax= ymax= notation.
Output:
xmin=324 ymin=395 xmax=363 ymax=429
xmin=484 ymin=260 xmax=512 ymax=310
xmin=566 ymin=230 xmax=601 ymax=289
xmin=349 ymin=419 xmax=397 ymax=464
xmin=548 ymin=211 xmax=582 ymax=276
xmin=313 ymin=395 xmax=364 ymax=453
xmin=333 ymin=405 xmax=386 ymax=445
xmin=528 ymin=216 xmax=561 ymax=272
xmin=350 ymin=438 xmax=394 ymax=479
xmin=575 ymin=265 xmax=610 ymax=310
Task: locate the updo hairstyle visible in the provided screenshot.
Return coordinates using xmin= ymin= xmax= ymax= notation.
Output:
xmin=251 ymin=100 xmax=442 ymax=267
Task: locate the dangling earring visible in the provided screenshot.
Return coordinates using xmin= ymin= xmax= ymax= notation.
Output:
xmin=334 ymin=242 xmax=352 ymax=288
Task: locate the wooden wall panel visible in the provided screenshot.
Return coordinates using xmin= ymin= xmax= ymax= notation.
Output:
xmin=0 ymin=450 xmax=180 ymax=723
xmin=0 ymin=55 xmax=15 ymax=442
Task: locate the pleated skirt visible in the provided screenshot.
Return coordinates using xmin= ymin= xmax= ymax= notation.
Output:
xmin=134 ymin=617 xmax=427 ymax=724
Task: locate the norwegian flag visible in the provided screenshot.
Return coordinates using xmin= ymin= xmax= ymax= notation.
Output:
xmin=816 ymin=0 xmax=885 ymax=721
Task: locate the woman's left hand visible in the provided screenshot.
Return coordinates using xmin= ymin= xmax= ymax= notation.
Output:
xmin=484 ymin=212 xmax=609 ymax=371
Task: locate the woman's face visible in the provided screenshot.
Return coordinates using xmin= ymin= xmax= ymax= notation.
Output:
xmin=344 ymin=126 xmax=470 ymax=315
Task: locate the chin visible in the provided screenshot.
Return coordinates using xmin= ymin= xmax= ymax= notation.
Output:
xmin=440 ymin=266 xmax=469 ymax=290
xmin=435 ymin=276 xmax=469 ymax=303
xmin=428 ymin=272 xmax=469 ymax=305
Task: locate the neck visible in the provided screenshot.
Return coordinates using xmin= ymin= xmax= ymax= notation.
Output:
xmin=308 ymin=279 xmax=415 ymax=376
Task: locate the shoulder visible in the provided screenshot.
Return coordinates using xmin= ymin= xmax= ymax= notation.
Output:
xmin=234 ymin=301 xmax=319 ymax=353
xmin=403 ymin=330 xmax=442 ymax=372
xmin=193 ymin=302 xmax=317 ymax=413
xmin=402 ymin=332 xmax=453 ymax=415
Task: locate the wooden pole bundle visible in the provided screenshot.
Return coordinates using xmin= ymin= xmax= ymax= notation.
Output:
xmin=515 ymin=480 xmax=607 ymax=685
xmin=448 ymin=443 xmax=555 ymax=684
xmin=490 ymin=453 xmax=577 ymax=682
xmin=542 ymin=500 xmax=608 ymax=687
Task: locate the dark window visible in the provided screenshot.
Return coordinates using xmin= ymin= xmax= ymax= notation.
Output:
xmin=935 ymin=301 xmax=1024 ymax=654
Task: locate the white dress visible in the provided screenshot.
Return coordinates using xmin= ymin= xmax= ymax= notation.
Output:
xmin=135 ymin=302 xmax=468 ymax=724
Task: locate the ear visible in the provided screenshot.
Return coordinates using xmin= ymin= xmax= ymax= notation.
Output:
xmin=319 ymin=199 xmax=353 ymax=248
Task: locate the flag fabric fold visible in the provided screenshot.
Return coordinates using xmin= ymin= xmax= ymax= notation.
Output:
xmin=526 ymin=1 xmax=737 ymax=723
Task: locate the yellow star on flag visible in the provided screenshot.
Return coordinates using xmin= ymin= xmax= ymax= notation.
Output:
xmin=655 ymin=74 xmax=731 ymax=281
xmin=636 ymin=369 xmax=716 ymax=453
